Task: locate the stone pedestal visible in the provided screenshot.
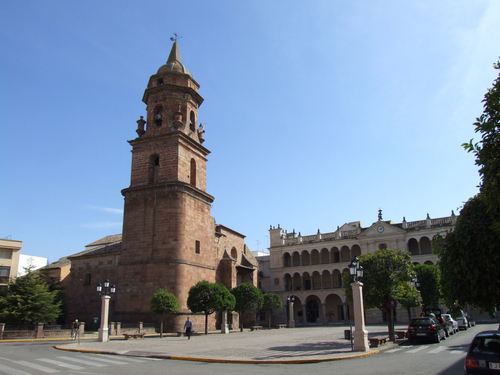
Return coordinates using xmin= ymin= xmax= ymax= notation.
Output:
xmin=221 ymin=311 xmax=229 ymax=334
xmin=116 ymin=321 xmax=121 ymax=335
xmin=35 ymin=323 xmax=44 ymax=339
xmin=351 ymin=281 xmax=369 ymax=352
xmin=78 ymin=322 xmax=85 ymax=337
xmin=109 ymin=322 xmax=115 ymax=336
xmin=98 ymin=295 xmax=111 ymax=342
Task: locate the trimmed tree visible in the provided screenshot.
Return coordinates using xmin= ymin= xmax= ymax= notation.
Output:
xmin=394 ymin=281 xmax=422 ymax=322
xmin=414 ymin=263 xmax=441 ymax=308
xmin=350 ymin=249 xmax=414 ymax=341
xmin=150 ymin=289 xmax=179 ymax=338
xmin=436 ymin=196 xmax=500 ymax=314
xmin=231 ymin=283 xmax=263 ymax=331
xmin=187 ymin=281 xmax=235 ymax=335
xmin=0 ymin=269 xmax=61 ymax=326
xmin=262 ymin=292 xmax=283 ymax=328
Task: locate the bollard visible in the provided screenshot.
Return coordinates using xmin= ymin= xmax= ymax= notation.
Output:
xmin=79 ymin=322 xmax=85 ymax=337
xmin=0 ymin=323 xmax=5 ymax=340
xmin=139 ymin=321 xmax=143 ymax=334
xmin=116 ymin=322 xmax=121 ymax=335
xmin=36 ymin=323 xmax=44 ymax=339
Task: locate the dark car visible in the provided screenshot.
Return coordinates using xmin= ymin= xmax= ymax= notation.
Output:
xmin=408 ymin=317 xmax=446 ymax=344
xmin=465 ymin=331 xmax=500 ymax=374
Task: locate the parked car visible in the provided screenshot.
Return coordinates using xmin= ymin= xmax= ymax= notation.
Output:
xmin=456 ymin=313 xmax=469 ymax=330
xmin=408 ymin=317 xmax=446 ymax=344
xmin=442 ymin=313 xmax=458 ymax=334
xmin=468 ymin=315 xmax=476 ymax=327
xmin=465 ymin=331 xmax=500 ymax=374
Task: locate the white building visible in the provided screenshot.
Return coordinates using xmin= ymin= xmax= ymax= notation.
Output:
xmin=260 ymin=212 xmax=456 ymax=325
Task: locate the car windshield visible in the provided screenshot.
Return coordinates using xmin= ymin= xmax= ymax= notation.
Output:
xmin=471 ymin=336 xmax=500 ymax=355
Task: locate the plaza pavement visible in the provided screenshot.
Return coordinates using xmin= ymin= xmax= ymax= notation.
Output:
xmin=55 ymin=324 xmax=409 ymax=364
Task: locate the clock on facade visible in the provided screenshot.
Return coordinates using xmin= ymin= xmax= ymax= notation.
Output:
xmin=377 ymin=225 xmax=384 ymax=233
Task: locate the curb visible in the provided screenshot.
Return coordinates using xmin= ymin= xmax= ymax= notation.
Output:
xmin=54 ymin=345 xmax=379 ymax=364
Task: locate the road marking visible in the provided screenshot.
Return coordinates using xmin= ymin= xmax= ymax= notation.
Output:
xmin=385 ymin=348 xmax=403 ymax=353
xmin=0 ymin=363 xmax=33 ymax=375
xmin=56 ymin=356 xmax=106 ymax=367
xmin=406 ymin=345 xmax=429 ymax=353
xmin=11 ymin=360 xmax=58 ymax=374
xmin=90 ymin=355 xmax=128 ymax=365
xmin=428 ymin=346 xmax=446 ymax=354
xmin=37 ymin=358 xmax=84 ymax=370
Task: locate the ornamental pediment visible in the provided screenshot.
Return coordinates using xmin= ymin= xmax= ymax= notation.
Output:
xmin=359 ymin=221 xmax=405 ymax=237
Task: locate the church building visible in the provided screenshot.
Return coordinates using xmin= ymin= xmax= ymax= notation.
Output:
xmin=65 ymin=42 xmax=257 ymax=331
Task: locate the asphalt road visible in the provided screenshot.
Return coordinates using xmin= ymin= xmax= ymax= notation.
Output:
xmin=0 ymin=323 xmax=497 ymax=375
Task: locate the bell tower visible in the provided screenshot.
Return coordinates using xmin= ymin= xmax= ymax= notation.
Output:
xmin=117 ymin=42 xmax=216 ymax=328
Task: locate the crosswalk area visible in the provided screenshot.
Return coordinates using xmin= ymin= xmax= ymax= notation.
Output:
xmin=384 ymin=345 xmax=468 ymax=355
xmin=0 ymin=354 xmax=162 ymax=374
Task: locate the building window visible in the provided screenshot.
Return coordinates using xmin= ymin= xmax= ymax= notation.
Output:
xmin=157 ymin=78 xmax=164 ymax=86
xmin=189 ymin=111 xmax=196 ymax=132
xmin=190 ymin=159 xmax=196 ymax=186
xmin=195 ymin=240 xmax=200 ymax=254
xmin=378 ymin=243 xmax=387 ymax=250
xmin=84 ymin=273 xmax=91 ymax=286
xmin=274 ymin=278 xmax=279 ymax=285
xmin=0 ymin=266 xmax=10 ymax=277
xmin=0 ymin=250 xmax=11 ymax=259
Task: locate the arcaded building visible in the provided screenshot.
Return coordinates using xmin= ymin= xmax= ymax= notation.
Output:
xmin=65 ymin=42 xmax=257 ymax=331
xmin=262 ymin=212 xmax=456 ymax=325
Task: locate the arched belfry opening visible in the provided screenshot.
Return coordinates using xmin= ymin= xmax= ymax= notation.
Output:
xmin=149 ymin=154 xmax=160 ymax=183
xmin=189 ymin=111 xmax=196 ymax=132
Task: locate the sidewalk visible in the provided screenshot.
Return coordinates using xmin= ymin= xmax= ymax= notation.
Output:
xmin=55 ymin=325 xmax=408 ymax=364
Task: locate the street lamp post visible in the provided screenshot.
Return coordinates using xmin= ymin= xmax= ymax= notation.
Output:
xmin=96 ymin=280 xmax=116 ymax=342
xmin=349 ymin=256 xmax=369 ymax=352
xmin=287 ymin=295 xmax=296 ymax=328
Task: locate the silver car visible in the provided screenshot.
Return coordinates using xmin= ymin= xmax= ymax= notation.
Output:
xmin=442 ymin=313 xmax=458 ymax=334
xmin=455 ymin=313 xmax=469 ymax=330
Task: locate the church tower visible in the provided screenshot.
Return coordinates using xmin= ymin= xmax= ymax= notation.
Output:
xmin=117 ymin=42 xmax=217 ymax=328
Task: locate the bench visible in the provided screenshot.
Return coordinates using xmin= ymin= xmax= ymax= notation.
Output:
xmin=275 ymin=324 xmax=287 ymax=329
xmin=369 ymin=336 xmax=389 ymax=348
xmin=250 ymin=325 xmax=263 ymax=331
xmin=123 ymin=332 xmax=145 ymax=340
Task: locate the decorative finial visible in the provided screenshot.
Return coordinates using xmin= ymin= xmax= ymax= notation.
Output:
xmin=451 ymin=210 xmax=455 ymax=216
xmin=378 ymin=209 xmax=383 ymax=221
xmin=426 ymin=213 xmax=430 ymax=219
xmin=170 ymin=33 xmax=182 ymax=43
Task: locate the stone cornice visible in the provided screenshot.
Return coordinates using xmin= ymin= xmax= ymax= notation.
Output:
xmin=121 ymin=180 xmax=215 ymax=205
xmin=118 ymin=257 xmax=216 ymax=270
xmin=142 ymin=82 xmax=203 ymax=106
xmin=128 ymin=130 xmax=210 ymax=157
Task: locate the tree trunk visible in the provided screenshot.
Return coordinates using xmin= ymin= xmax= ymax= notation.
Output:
xmin=386 ymin=308 xmax=395 ymax=342
xmin=407 ymin=307 xmax=412 ymax=323
xmin=239 ymin=312 xmax=243 ymax=332
xmin=268 ymin=310 xmax=272 ymax=329
xmin=160 ymin=314 xmax=164 ymax=338
xmin=205 ymin=312 xmax=208 ymax=335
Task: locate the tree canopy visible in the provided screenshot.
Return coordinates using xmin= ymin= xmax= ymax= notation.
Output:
xmin=463 ymin=60 xmax=500 ymax=234
xmin=437 ymin=196 xmax=500 ymax=313
xmin=0 ymin=269 xmax=61 ymax=326
xmin=349 ymin=249 xmax=414 ymax=341
xmin=262 ymin=292 xmax=283 ymax=328
xmin=150 ymin=289 xmax=179 ymax=337
xmin=414 ymin=263 xmax=441 ymax=308
xmin=187 ymin=281 xmax=235 ymax=334
xmin=231 ymin=282 xmax=263 ymax=331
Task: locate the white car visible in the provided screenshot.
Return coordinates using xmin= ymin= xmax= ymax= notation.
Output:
xmin=455 ymin=314 xmax=469 ymax=330
xmin=442 ymin=314 xmax=458 ymax=333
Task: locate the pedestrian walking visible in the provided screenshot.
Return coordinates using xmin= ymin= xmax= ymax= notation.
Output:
xmin=72 ymin=319 xmax=79 ymax=341
xmin=184 ymin=317 xmax=192 ymax=339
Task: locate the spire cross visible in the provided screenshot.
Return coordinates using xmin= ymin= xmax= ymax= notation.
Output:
xmin=170 ymin=33 xmax=182 ymax=43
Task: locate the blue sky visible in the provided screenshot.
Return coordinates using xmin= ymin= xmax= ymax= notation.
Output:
xmin=1 ymin=0 xmax=499 ymax=263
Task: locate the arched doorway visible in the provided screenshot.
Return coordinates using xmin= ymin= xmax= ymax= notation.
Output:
xmin=325 ymin=294 xmax=343 ymax=322
xmin=305 ymin=296 xmax=322 ymax=323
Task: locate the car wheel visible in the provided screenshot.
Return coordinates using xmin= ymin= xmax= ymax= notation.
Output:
xmin=434 ymin=333 xmax=440 ymax=343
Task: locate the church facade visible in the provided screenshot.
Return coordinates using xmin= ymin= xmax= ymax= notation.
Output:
xmin=65 ymin=42 xmax=257 ymax=331
xmin=259 ymin=212 xmax=457 ymax=325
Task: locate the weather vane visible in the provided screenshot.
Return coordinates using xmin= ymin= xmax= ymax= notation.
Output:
xmin=170 ymin=33 xmax=182 ymax=42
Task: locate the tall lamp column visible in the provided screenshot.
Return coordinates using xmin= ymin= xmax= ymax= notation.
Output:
xmin=97 ymin=280 xmax=116 ymax=342
xmin=349 ymin=257 xmax=369 ymax=352
xmin=287 ymin=295 xmax=295 ymax=328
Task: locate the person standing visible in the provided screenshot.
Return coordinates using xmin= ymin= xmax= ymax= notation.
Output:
xmin=184 ymin=317 xmax=192 ymax=339
xmin=72 ymin=319 xmax=79 ymax=341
